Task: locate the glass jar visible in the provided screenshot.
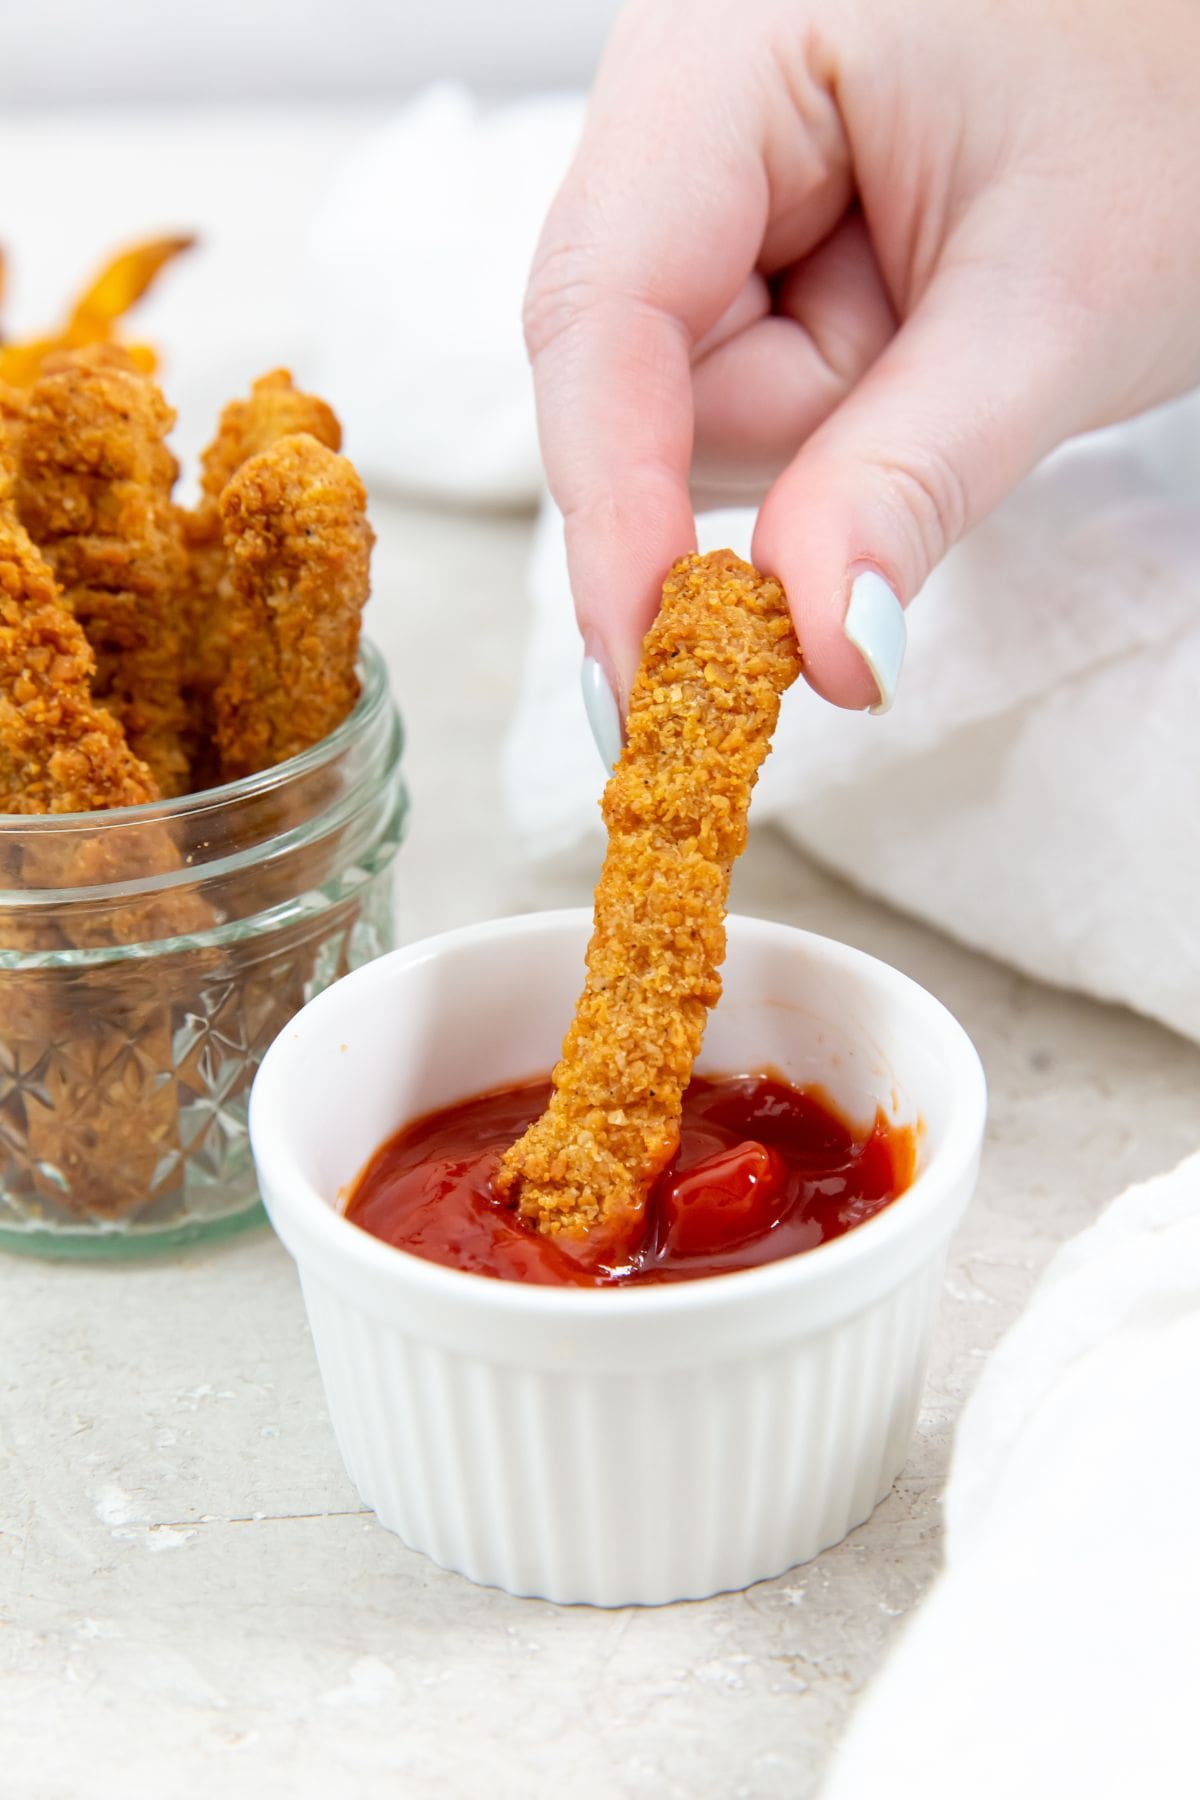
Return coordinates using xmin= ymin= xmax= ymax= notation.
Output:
xmin=0 ymin=640 xmax=406 ymax=1255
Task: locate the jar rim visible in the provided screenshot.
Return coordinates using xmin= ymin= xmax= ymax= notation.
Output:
xmin=0 ymin=636 xmax=398 ymax=839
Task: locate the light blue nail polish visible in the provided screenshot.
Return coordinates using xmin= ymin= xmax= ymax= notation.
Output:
xmin=581 ymin=655 xmax=623 ymax=771
xmin=843 ymin=571 xmax=907 ymax=714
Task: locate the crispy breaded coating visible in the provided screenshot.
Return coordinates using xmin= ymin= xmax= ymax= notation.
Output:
xmin=15 ymin=346 xmax=190 ymax=795
xmin=181 ymin=370 xmax=342 ymax=722
xmin=495 ymin=550 xmax=801 ymax=1251
xmin=198 ymin=369 xmax=342 ymax=509
xmin=0 ymin=441 xmax=209 ymax=925
xmin=0 ymin=381 xmax=23 ymax=461
xmin=212 ymin=432 xmax=371 ymax=781
xmin=0 ymin=460 xmax=159 ymax=814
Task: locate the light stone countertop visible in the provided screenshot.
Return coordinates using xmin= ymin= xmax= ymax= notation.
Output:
xmin=4 ymin=497 xmax=1200 ymax=1800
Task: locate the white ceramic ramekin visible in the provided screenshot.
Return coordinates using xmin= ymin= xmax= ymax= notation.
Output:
xmin=250 ymin=909 xmax=986 ymax=1606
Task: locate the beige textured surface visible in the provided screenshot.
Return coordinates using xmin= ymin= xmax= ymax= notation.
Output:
xmin=3 ymin=496 xmax=1200 ymax=1799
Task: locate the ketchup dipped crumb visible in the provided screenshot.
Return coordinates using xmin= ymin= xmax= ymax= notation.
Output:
xmin=345 ymin=1073 xmax=916 ymax=1288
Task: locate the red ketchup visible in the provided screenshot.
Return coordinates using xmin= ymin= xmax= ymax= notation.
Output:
xmin=346 ymin=1074 xmax=916 ymax=1288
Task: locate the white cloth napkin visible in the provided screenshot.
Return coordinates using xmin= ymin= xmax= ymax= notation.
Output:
xmin=307 ymin=84 xmax=1200 ymax=1048
xmin=822 ymin=1146 xmax=1200 ymax=1799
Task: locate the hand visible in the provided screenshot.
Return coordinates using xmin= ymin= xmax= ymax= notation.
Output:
xmin=524 ymin=0 xmax=1200 ymax=718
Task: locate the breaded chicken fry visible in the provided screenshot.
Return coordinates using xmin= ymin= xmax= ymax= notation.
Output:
xmin=0 ymin=437 xmax=146 ymax=971
xmin=181 ymin=370 xmax=342 ymax=721
xmin=16 ymin=346 xmax=189 ymax=795
xmin=495 ymin=550 xmax=801 ymax=1253
xmin=213 ymin=433 xmax=371 ymax=780
xmin=0 ymin=459 xmax=158 ymax=814
xmin=0 ymin=934 xmax=187 ymax=1220
xmin=197 ymin=369 xmax=342 ymax=510
xmin=0 ymin=346 xmax=363 ymax=1226
xmin=0 ymin=436 xmax=209 ymax=927
xmin=0 ymin=457 xmax=203 ymax=1216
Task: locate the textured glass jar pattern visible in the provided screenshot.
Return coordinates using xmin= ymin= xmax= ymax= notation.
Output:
xmin=0 ymin=642 xmax=406 ymax=1254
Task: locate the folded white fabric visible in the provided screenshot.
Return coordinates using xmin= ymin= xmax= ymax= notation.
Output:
xmin=820 ymin=1147 xmax=1200 ymax=1799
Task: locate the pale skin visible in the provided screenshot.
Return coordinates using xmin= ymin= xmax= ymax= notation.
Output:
xmin=524 ymin=0 xmax=1200 ymax=714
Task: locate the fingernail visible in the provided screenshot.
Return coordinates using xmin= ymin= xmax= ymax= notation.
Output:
xmin=843 ymin=569 xmax=906 ymax=714
xmin=581 ymin=653 xmax=623 ymax=771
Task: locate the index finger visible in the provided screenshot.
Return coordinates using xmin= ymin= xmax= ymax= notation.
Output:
xmin=523 ymin=12 xmax=772 ymax=705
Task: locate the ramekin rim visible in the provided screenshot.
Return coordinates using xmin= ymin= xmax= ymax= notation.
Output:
xmin=249 ymin=908 xmax=987 ymax=1319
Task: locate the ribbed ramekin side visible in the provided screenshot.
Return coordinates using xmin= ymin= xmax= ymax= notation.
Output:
xmin=297 ymin=1251 xmax=949 ymax=1606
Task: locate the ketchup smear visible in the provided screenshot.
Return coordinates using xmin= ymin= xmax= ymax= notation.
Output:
xmin=346 ymin=1074 xmax=917 ymax=1288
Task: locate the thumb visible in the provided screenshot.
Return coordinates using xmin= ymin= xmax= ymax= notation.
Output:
xmin=752 ymin=256 xmax=1093 ymax=711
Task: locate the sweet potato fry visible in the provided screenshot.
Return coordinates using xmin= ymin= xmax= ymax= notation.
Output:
xmin=0 ymin=235 xmax=193 ymax=389
xmin=15 ymin=346 xmax=190 ymax=795
xmin=212 ymin=432 xmax=371 ymax=781
xmin=495 ymin=550 xmax=802 ymax=1254
xmin=61 ymin=234 xmax=194 ymax=346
